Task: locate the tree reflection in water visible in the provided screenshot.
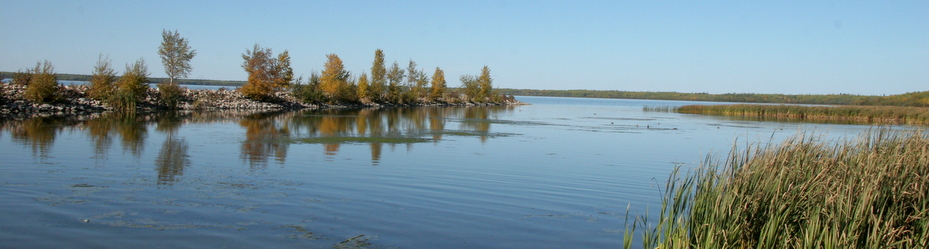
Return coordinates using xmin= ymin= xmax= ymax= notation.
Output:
xmin=9 ymin=117 xmax=64 ymax=159
xmin=154 ymin=112 xmax=190 ymax=185
xmin=239 ymin=111 xmax=291 ymax=168
xmin=0 ymin=106 xmax=514 ymax=170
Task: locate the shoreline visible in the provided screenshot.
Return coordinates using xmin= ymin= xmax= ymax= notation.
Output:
xmin=0 ymin=83 xmax=527 ymax=119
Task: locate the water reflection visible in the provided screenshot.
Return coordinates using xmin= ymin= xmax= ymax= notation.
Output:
xmin=154 ymin=112 xmax=190 ymax=184
xmin=0 ymin=106 xmax=514 ymax=171
xmin=9 ymin=117 xmax=65 ymax=158
xmin=240 ymin=111 xmax=291 ymax=168
xmin=155 ymin=136 xmax=190 ymax=184
xmin=287 ymin=107 xmax=513 ymax=164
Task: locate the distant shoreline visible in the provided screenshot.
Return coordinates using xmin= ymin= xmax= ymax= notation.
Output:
xmin=4 ymin=72 xmax=927 ymax=107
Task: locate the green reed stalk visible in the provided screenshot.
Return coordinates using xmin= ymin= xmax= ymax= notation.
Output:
xmin=624 ymin=129 xmax=929 ymax=248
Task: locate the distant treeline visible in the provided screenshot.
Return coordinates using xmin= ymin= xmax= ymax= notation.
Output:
xmin=498 ymin=89 xmax=870 ymax=105
xmin=498 ymin=88 xmax=929 ymax=107
xmin=0 ymin=71 xmax=246 ymax=86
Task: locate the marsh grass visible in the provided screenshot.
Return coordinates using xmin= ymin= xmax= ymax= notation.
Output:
xmin=642 ymin=106 xmax=677 ymax=113
xmin=677 ymin=104 xmax=929 ymax=125
xmin=625 ymin=129 xmax=929 ymax=248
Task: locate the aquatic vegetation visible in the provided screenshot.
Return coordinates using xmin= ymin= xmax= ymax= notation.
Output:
xmin=624 ymin=129 xmax=929 ymax=248
xmin=294 ymin=136 xmax=434 ymax=144
xmin=677 ymin=104 xmax=929 ymax=125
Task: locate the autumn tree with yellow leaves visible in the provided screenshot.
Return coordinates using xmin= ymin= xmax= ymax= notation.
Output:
xmin=240 ymin=44 xmax=293 ymax=101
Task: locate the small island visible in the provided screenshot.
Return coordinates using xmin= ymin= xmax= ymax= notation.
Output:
xmin=0 ymin=31 xmax=523 ymax=118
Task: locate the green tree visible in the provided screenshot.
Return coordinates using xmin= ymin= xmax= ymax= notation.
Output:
xmin=416 ymin=70 xmax=428 ymax=101
xmin=23 ymin=60 xmax=59 ymax=103
xmin=88 ymin=54 xmax=117 ymax=101
xmin=387 ymin=61 xmax=404 ymax=103
xmin=461 ymin=74 xmax=479 ymax=102
xmin=338 ymin=76 xmax=358 ymax=103
xmin=111 ymin=58 xmax=150 ymax=111
xmin=292 ymin=72 xmax=324 ymax=103
xmin=405 ymin=60 xmax=419 ymax=103
xmin=370 ymin=49 xmax=387 ymax=102
xmin=157 ymin=29 xmax=197 ymax=85
xmin=477 ymin=66 xmax=493 ymax=102
xmin=429 ymin=67 xmax=446 ymax=102
xmin=240 ymin=44 xmax=292 ymax=101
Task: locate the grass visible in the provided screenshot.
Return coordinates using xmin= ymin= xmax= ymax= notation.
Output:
xmin=676 ymin=104 xmax=929 ymax=125
xmin=624 ymin=129 xmax=929 ymax=248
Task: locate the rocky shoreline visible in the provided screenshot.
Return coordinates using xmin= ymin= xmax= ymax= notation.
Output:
xmin=0 ymin=83 xmax=526 ymax=118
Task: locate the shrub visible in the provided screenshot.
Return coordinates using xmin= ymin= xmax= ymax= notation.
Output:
xmin=158 ymin=82 xmax=184 ymax=109
xmin=88 ymin=55 xmax=117 ymax=101
xmin=110 ymin=59 xmax=150 ymax=111
xmin=292 ymin=74 xmax=325 ymax=103
xmin=12 ymin=69 xmax=32 ymax=86
xmin=23 ymin=61 xmax=59 ymax=103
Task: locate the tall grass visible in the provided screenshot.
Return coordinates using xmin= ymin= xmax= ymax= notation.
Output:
xmin=677 ymin=104 xmax=929 ymax=125
xmin=625 ymin=129 xmax=929 ymax=248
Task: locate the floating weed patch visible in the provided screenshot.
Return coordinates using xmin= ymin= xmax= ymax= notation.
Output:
xmin=459 ymin=118 xmax=558 ymax=126
xmin=432 ymin=129 xmax=520 ymax=138
xmin=581 ymin=116 xmax=657 ymax=121
xmin=293 ymin=136 xmax=434 ymax=144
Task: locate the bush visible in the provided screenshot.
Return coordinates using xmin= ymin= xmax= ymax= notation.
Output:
xmin=292 ymin=74 xmax=325 ymax=103
xmin=110 ymin=59 xmax=150 ymax=111
xmin=12 ymin=69 xmax=32 ymax=86
xmin=88 ymin=55 xmax=117 ymax=101
xmin=158 ymin=82 xmax=184 ymax=109
xmin=23 ymin=61 xmax=59 ymax=103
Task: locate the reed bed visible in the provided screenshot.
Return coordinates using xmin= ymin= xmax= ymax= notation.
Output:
xmin=677 ymin=104 xmax=929 ymax=125
xmin=624 ymin=129 xmax=929 ymax=249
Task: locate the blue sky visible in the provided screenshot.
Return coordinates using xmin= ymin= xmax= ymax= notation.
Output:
xmin=1 ymin=0 xmax=926 ymax=95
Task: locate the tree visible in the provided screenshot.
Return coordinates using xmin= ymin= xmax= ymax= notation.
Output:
xmin=88 ymin=54 xmax=117 ymax=101
xmin=357 ymin=73 xmax=370 ymax=102
xmin=477 ymin=66 xmax=493 ymax=102
xmin=240 ymin=44 xmax=292 ymax=101
xmin=158 ymin=29 xmax=196 ymax=84
xmin=274 ymin=51 xmax=294 ymax=88
xmin=429 ymin=67 xmax=446 ymax=102
xmin=292 ymin=72 xmax=324 ymax=103
xmin=23 ymin=60 xmax=59 ymax=103
xmin=461 ymin=74 xmax=479 ymax=102
xmin=112 ymin=58 xmax=150 ymax=111
xmin=406 ymin=60 xmax=420 ymax=102
xmin=387 ymin=61 xmax=404 ymax=103
xmin=319 ymin=53 xmax=351 ymax=101
xmin=370 ymin=49 xmax=387 ymax=102
xmin=416 ymin=70 xmax=428 ymax=102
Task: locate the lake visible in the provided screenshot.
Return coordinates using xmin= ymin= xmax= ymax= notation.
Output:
xmin=0 ymin=96 xmax=896 ymax=248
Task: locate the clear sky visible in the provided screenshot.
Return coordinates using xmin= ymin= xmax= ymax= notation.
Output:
xmin=1 ymin=0 xmax=926 ymax=95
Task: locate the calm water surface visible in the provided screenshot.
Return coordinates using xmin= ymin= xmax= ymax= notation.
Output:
xmin=0 ymin=96 xmax=893 ymax=248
